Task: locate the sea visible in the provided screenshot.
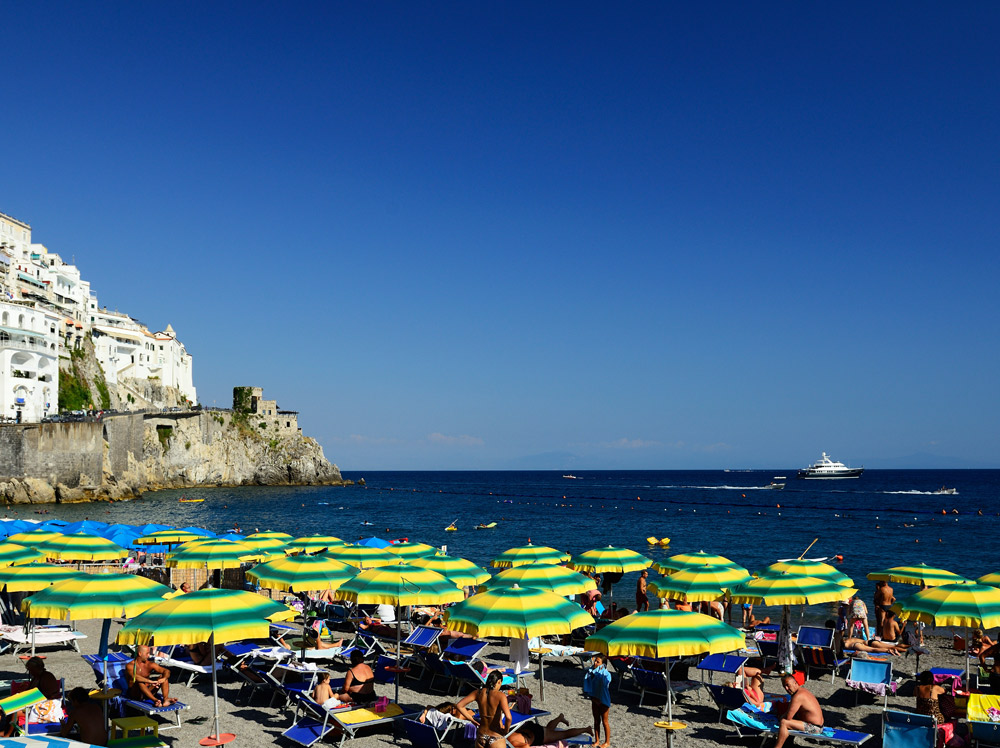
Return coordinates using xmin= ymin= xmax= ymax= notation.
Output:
xmin=10 ymin=469 xmax=999 ymax=624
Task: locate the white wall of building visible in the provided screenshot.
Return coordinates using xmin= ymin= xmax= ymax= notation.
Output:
xmin=0 ymin=299 xmax=60 ymax=422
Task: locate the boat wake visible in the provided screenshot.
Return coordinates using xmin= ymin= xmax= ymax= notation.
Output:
xmin=657 ymin=485 xmax=770 ymax=491
xmin=883 ymin=490 xmax=960 ymax=496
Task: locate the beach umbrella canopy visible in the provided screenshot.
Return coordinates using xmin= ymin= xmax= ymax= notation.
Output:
xmin=867 ymin=564 xmax=969 ymax=587
xmin=491 ymin=543 xmax=570 ymax=569
xmin=585 ymin=609 xmax=745 ymax=723
xmin=35 ymin=533 xmax=127 ymax=562
xmin=103 ymin=530 xmax=143 ymax=550
xmin=410 ymin=554 xmax=490 ymax=587
xmin=0 ymin=563 xmax=82 ymax=592
xmin=653 ymin=551 xmax=742 ymax=575
xmin=568 ymin=546 xmax=652 ymax=575
xmin=178 ymin=527 xmax=217 ymax=538
xmin=247 ymin=555 xmax=356 ymax=593
xmin=242 ymin=532 xmax=293 ymax=552
xmin=100 ymin=524 xmax=140 ymax=536
xmin=322 ymin=545 xmax=399 ymax=569
xmin=648 ymin=564 xmax=752 ymax=602
xmin=892 ymin=582 xmax=1000 ymax=629
xmin=61 ymin=521 xmax=107 ymax=534
xmin=386 ymin=541 xmax=438 ymax=561
xmin=166 ymin=539 xmax=266 ymax=569
xmin=481 ymin=563 xmax=597 ymax=597
xmin=0 ymin=737 xmax=104 ymax=747
xmin=135 ymin=530 xmax=206 ymax=546
xmin=444 ymin=585 xmax=594 ymax=639
xmin=286 ymin=535 xmax=345 ymax=554
xmin=0 ymin=543 xmax=44 ymax=567
xmin=357 ymin=536 xmax=392 ymax=549
xmin=22 ymin=574 xmax=173 ymax=621
xmin=758 ymin=559 xmax=854 ymax=587
xmin=138 ymin=523 xmax=172 ymax=534
xmin=0 ymin=521 xmax=35 ymax=535
xmin=118 ymin=588 xmax=294 ymax=747
xmin=6 ymin=530 xmax=61 ymax=547
xmin=977 ymin=572 xmax=1000 ymax=588
xmin=216 ymin=533 xmax=246 ymax=542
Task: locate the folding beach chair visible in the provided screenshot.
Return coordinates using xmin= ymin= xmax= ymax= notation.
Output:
xmin=110 ymin=670 xmax=189 ymax=730
xmin=443 ymin=661 xmax=515 ymax=694
xmin=336 ymin=631 xmax=387 ymax=664
xmin=796 ymin=625 xmax=849 ymax=683
xmin=882 ymin=710 xmax=936 ymax=748
xmin=154 ymin=651 xmax=214 ymax=687
xmin=705 ymin=683 xmax=749 ymax=723
xmin=440 ymin=637 xmax=488 ymax=663
xmin=847 ymin=658 xmax=897 ymax=709
xmin=633 ymin=667 xmax=699 ymax=709
xmin=727 ymin=704 xmax=873 ymax=747
xmin=401 ymin=716 xmax=466 ymax=748
xmin=965 ymin=692 xmax=1000 ymax=748
xmin=282 ymin=691 xmax=358 ymax=747
xmin=697 ymin=653 xmax=748 ymax=685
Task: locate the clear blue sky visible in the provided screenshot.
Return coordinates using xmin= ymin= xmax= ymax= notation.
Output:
xmin=3 ymin=3 xmax=998 ymax=470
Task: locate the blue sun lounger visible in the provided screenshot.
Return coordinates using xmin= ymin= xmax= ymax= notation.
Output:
xmin=727 ymin=704 xmax=872 ymax=747
xmin=882 ymin=710 xmax=936 ymax=748
xmin=796 ymin=626 xmax=850 ymax=684
xmin=401 ymin=715 xmax=469 ymax=748
xmin=328 ymin=703 xmax=421 ymax=747
xmin=846 ymin=658 xmax=897 ymax=709
xmin=282 ymin=691 xmax=360 ymax=747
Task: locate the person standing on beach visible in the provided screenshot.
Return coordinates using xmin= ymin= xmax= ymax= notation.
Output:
xmin=456 ymin=670 xmax=511 ymax=748
xmin=636 ymin=570 xmax=649 ymax=612
xmin=874 ymin=581 xmax=895 ymax=633
xmin=583 ymin=655 xmax=612 ymax=748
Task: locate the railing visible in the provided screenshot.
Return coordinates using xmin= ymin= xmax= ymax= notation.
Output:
xmin=0 ymin=337 xmax=56 ymax=354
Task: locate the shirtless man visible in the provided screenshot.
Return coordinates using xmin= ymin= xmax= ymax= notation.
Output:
xmin=881 ymin=609 xmax=903 ymax=643
xmin=60 ymin=688 xmax=108 ymax=746
xmin=774 ymin=674 xmax=824 ymax=748
xmin=874 ymin=581 xmax=895 ymax=632
xmin=456 ymin=670 xmax=511 ymax=748
xmin=126 ymin=645 xmax=177 ymax=706
xmin=636 ymin=570 xmax=649 ymax=612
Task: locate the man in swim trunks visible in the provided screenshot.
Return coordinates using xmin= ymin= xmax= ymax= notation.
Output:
xmin=126 ymin=645 xmax=177 ymax=707
xmin=874 ymin=581 xmax=895 ymax=632
xmin=636 ymin=570 xmax=649 ymax=612
xmin=774 ymin=674 xmax=824 ymax=748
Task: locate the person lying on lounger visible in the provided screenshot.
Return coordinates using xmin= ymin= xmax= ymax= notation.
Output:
xmin=508 ymin=713 xmax=594 ymax=747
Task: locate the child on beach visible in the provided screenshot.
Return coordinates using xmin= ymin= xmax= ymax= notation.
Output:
xmin=583 ymin=655 xmax=612 ymax=748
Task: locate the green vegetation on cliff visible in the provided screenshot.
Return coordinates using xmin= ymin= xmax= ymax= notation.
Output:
xmin=58 ymin=368 xmax=91 ymax=411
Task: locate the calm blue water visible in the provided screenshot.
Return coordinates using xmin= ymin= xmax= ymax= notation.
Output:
xmin=9 ymin=470 xmax=998 ymax=601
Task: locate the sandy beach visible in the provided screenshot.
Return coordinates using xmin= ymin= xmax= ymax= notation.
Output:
xmin=4 ymin=616 xmax=970 ymax=747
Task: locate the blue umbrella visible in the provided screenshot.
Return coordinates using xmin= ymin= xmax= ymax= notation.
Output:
xmin=40 ymin=519 xmax=68 ymax=527
xmin=358 ymin=536 xmax=392 ymax=549
xmin=3 ymin=521 xmax=35 ymax=534
xmin=62 ymin=520 xmax=108 ymax=534
xmin=101 ymin=524 xmax=139 ymax=535
xmin=138 ymin=523 xmax=173 ymax=534
xmin=104 ymin=530 xmax=142 ymax=549
xmin=178 ymin=526 xmax=216 ymax=538
xmin=216 ymin=533 xmax=246 ymax=542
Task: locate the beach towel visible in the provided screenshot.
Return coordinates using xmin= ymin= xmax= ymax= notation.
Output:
xmin=583 ymin=664 xmax=611 ymax=708
xmin=336 ymin=703 xmax=403 ymax=724
xmin=967 ymin=693 xmax=1000 ymax=722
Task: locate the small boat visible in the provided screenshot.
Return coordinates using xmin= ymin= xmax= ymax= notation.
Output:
xmin=179 ymin=498 xmax=204 ymax=503
xmin=445 ymin=525 xmax=458 ymax=532
xmin=934 ymin=487 xmax=958 ymax=495
xmin=475 ymin=522 xmax=497 ymax=530
xmin=767 ymin=477 xmax=786 ymax=490
xmin=360 ymin=521 xmax=374 ymax=526
xmin=563 ymin=474 xmax=580 ymax=479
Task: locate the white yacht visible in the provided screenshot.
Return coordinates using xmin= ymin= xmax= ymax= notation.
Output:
xmin=797 ymin=452 xmax=864 ymax=479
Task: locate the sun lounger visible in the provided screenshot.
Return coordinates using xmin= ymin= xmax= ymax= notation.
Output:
xmin=846 ymin=658 xmax=897 ymax=709
xmin=440 ymin=637 xmax=488 ymax=663
xmin=109 ymin=672 xmax=189 ymax=729
xmin=443 ymin=660 xmax=515 ymax=694
xmin=281 ymin=691 xmax=360 ymax=747
xmin=400 ymin=715 xmax=468 ymax=748
xmin=965 ymin=692 xmax=1000 ymax=748
xmin=706 ymin=683 xmax=750 ymax=722
xmin=727 ymin=704 xmax=872 ymax=746
xmin=633 ymin=667 xmax=699 ymax=709
xmin=336 ymin=631 xmax=387 ymax=664
xmin=153 ymin=653 xmax=214 ymax=687
xmin=697 ymin=653 xmax=749 ymax=684
xmin=329 ymin=703 xmax=420 ymax=747
xmin=882 ymin=710 xmax=936 ymax=748
xmin=0 ymin=625 xmax=86 ymax=657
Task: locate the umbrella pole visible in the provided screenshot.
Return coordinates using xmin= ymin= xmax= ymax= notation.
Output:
xmin=199 ymin=631 xmax=234 ymax=746
xmin=666 ymin=658 xmax=675 ymax=748
xmin=395 ymin=604 xmax=401 ymax=704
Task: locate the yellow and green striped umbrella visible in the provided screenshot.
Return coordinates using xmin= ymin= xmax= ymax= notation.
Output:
xmin=135 ymin=530 xmax=206 ymax=546
xmin=6 ymin=529 xmax=62 ymax=546
xmin=117 ymin=588 xmax=295 ymax=646
xmin=653 ymin=551 xmax=741 ymax=575
xmin=22 ymin=573 xmax=172 ymax=620
xmin=243 ymin=532 xmax=294 ymax=552
xmin=867 ymin=564 xmax=968 ymax=587
xmin=0 ymin=687 xmax=46 ymax=715
xmin=247 ymin=555 xmax=356 ymax=593
xmin=481 ymin=563 xmax=597 ymax=596
xmin=0 ymin=562 xmax=82 ymax=592
xmin=491 ymin=543 xmax=570 ymax=569
xmin=443 ymin=585 xmax=594 ymax=639
xmin=585 ymin=609 xmax=746 ymax=659
xmin=648 ymin=564 xmax=752 ymax=603
xmin=286 ymin=535 xmax=346 ymax=554
xmin=322 ymin=544 xmax=399 ymax=569
xmin=0 ymin=542 xmax=44 ymax=567
xmin=729 ymin=572 xmax=856 ymax=606
xmin=410 ymin=554 xmax=490 ymax=587
xmin=35 ymin=532 xmax=128 ymax=562
xmin=977 ymin=572 xmax=1000 ymax=588
xmin=758 ymin=560 xmax=854 ymax=587
xmin=337 ymin=564 xmax=464 ymax=607
xmin=568 ymin=546 xmax=652 ymax=575
xmin=892 ymin=581 xmax=1000 ymax=628
xmin=386 ymin=541 xmax=438 ymax=561
xmin=166 ymin=539 xmax=265 ymax=569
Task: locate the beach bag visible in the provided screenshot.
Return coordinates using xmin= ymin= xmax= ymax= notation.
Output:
xmin=373 ymin=696 xmax=389 ymax=713
xmin=515 ymin=690 xmax=532 ymax=713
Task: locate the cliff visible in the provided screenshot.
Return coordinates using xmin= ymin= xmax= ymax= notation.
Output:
xmin=0 ymin=410 xmax=347 ymax=503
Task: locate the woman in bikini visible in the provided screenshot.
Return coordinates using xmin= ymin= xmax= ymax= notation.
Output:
xmin=456 ymin=670 xmax=511 ymax=748
xmin=335 ymin=651 xmax=375 ymax=704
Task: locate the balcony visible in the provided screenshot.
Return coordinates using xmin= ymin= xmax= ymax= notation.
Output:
xmin=0 ymin=337 xmax=55 ymax=354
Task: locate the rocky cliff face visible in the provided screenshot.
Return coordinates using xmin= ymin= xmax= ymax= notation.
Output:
xmin=136 ymin=411 xmax=343 ymax=490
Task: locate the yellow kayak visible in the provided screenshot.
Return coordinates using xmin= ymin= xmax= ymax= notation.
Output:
xmin=445 ymin=525 xmax=458 ymax=532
